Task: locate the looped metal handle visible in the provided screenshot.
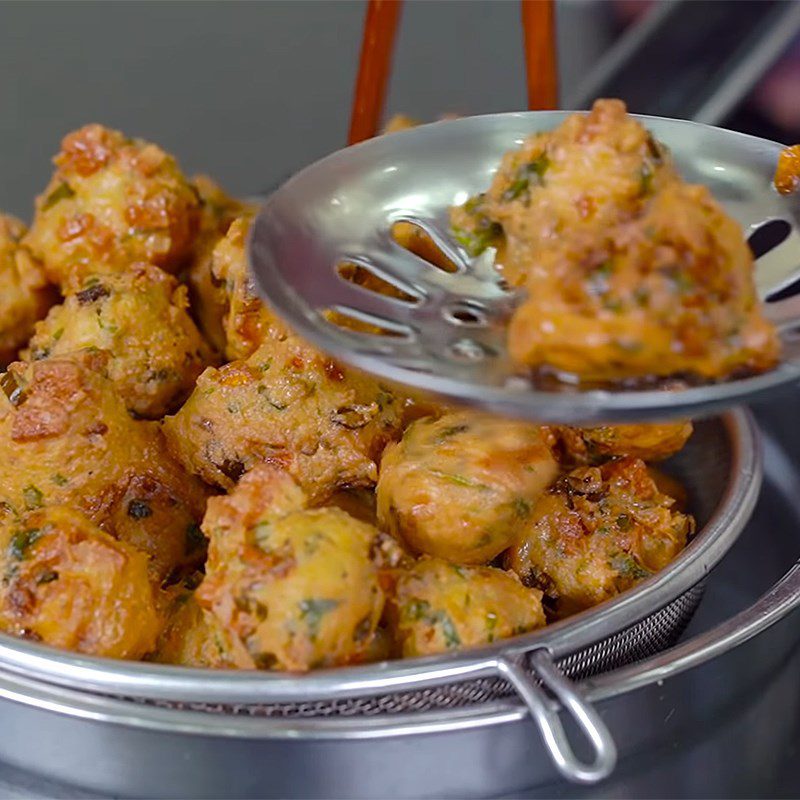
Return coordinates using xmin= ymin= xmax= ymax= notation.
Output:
xmin=497 ymin=650 xmax=617 ymax=784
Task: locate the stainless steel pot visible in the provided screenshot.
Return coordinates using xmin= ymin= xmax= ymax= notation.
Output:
xmin=0 ymin=409 xmax=794 ymax=798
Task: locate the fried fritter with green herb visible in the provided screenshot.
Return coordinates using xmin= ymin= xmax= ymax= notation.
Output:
xmin=505 ymin=456 xmax=693 ymax=617
xmin=197 ymin=465 xmax=387 ymax=671
xmin=24 ymin=124 xmax=200 ymax=289
xmin=0 ymin=505 xmax=160 ymax=659
xmin=377 ymin=410 xmax=558 ymax=564
xmin=25 ymin=264 xmax=212 ymax=419
xmin=386 ymin=557 xmax=546 ymax=657
xmin=163 ymin=331 xmax=404 ymax=502
xmin=0 ymin=356 xmax=209 ymax=585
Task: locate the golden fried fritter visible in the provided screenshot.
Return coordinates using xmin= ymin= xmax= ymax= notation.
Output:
xmin=209 ymin=213 xmax=286 ymax=361
xmin=25 ymin=264 xmax=211 ymax=418
xmin=386 ymin=557 xmax=546 ymax=657
xmin=197 ymin=466 xmax=386 ymax=671
xmin=451 ymin=98 xmax=677 ymax=285
xmin=183 ymin=176 xmax=255 ymax=355
xmin=163 ymin=332 xmax=403 ymax=502
xmin=377 ymin=410 xmax=558 ymax=564
xmin=505 ymin=457 xmax=693 ymax=617
xmin=549 ymin=421 xmax=693 ymax=465
xmin=775 ymin=144 xmax=800 ymax=195
xmin=152 ymin=589 xmax=255 ymax=669
xmin=0 ymin=356 xmax=209 ymax=584
xmin=451 ymin=99 xmax=778 ymax=384
xmin=508 ymin=180 xmax=779 ymax=382
xmin=0 ymin=505 xmax=160 ymax=659
xmin=0 ymin=214 xmax=56 ymax=367
xmin=24 ymin=124 xmax=200 ymax=288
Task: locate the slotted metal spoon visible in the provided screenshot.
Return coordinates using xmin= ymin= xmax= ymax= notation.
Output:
xmin=248 ymin=111 xmax=800 ymax=424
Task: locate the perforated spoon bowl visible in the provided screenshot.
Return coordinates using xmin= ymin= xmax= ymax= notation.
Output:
xmin=248 ymin=111 xmax=800 ymax=424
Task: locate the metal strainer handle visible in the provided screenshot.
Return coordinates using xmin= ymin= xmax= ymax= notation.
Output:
xmin=490 ymin=559 xmax=800 ymax=785
xmin=497 ymin=651 xmax=617 ymax=784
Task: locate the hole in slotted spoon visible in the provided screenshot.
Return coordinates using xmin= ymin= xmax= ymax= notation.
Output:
xmin=748 ymin=218 xmax=792 ymax=259
xmin=336 ymin=260 xmax=419 ymax=304
xmin=766 ymin=280 xmax=800 ymax=303
xmin=391 ymin=220 xmax=459 ymax=273
xmin=444 ymin=302 xmax=488 ymax=327
xmin=322 ymin=308 xmax=411 ymax=338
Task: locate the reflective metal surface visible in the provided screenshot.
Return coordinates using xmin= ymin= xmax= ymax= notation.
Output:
xmin=249 ymin=112 xmax=800 ymax=424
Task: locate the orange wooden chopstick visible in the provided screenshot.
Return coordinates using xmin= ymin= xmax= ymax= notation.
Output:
xmin=347 ymin=0 xmax=558 ymax=145
xmin=348 ymin=0 xmax=404 ymax=145
xmin=521 ymin=0 xmax=559 ymax=110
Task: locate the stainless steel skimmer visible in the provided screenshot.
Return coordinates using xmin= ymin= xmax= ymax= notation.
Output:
xmin=248 ymin=111 xmax=800 ymax=424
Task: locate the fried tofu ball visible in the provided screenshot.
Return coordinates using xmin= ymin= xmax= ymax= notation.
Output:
xmin=387 ymin=557 xmax=546 ymax=657
xmin=0 ymin=356 xmax=209 ymax=585
xmin=163 ymin=332 xmax=404 ymax=503
xmin=183 ymin=176 xmax=255 ymax=355
xmin=152 ymin=589 xmax=255 ymax=669
xmin=25 ymin=264 xmax=211 ymax=418
xmin=376 ymin=411 xmax=559 ymax=565
xmin=451 ymin=98 xmax=677 ymax=284
xmin=549 ymin=421 xmax=693 ymax=465
xmin=24 ymin=124 xmax=200 ymax=288
xmin=508 ymin=180 xmax=779 ymax=382
xmin=0 ymin=505 xmax=160 ymax=659
xmin=197 ymin=465 xmax=386 ymax=671
xmin=505 ymin=457 xmax=694 ymax=617
xmin=0 ymin=214 xmax=56 ymax=367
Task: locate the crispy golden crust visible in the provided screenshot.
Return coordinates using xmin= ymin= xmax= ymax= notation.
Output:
xmin=0 ymin=357 xmax=209 ymax=585
xmin=504 ymin=457 xmax=693 ymax=617
xmin=376 ymin=411 xmax=559 ymax=564
xmin=507 ymin=181 xmax=779 ymax=381
xmin=450 ymin=99 xmax=779 ymax=383
xmin=209 ymin=214 xmax=287 ymax=361
xmin=0 ymin=215 xmax=57 ymax=367
xmin=197 ymin=466 xmax=386 ymax=671
xmin=549 ymin=422 xmax=693 ymax=465
xmin=25 ymin=264 xmax=212 ymax=418
xmin=163 ymin=332 xmax=404 ymax=502
xmin=183 ymin=177 xmax=255 ymax=355
xmin=775 ymin=145 xmax=800 ymax=195
xmin=451 ymin=98 xmax=676 ymax=283
xmin=0 ymin=505 xmax=160 ymax=659
xmin=24 ymin=124 xmax=200 ymax=288
xmin=152 ymin=590 xmax=255 ymax=669
xmin=386 ymin=557 xmax=545 ymax=657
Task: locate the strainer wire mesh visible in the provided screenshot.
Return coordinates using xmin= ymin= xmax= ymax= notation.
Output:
xmin=140 ymin=583 xmax=705 ymax=719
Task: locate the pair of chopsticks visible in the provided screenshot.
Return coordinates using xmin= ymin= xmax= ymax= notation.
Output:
xmin=348 ymin=0 xmax=558 ymax=145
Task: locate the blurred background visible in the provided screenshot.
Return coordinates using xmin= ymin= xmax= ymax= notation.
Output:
xmin=0 ymin=0 xmax=798 ymax=217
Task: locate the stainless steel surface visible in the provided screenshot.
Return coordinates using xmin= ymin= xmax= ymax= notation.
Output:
xmin=498 ymin=652 xmax=617 ymax=784
xmin=248 ymin=112 xmax=800 ymax=424
xmin=0 ymin=404 xmax=793 ymax=797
